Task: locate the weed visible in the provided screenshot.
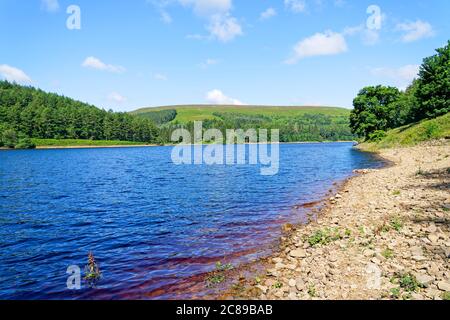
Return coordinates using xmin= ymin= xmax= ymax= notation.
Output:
xmin=398 ymin=273 xmax=420 ymax=292
xmin=207 ymin=274 xmax=226 ymax=286
xmin=273 ymin=282 xmax=283 ymax=289
xmin=390 ymin=287 xmax=400 ymax=299
xmin=84 ymin=252 xmax=101 ymax=284
xmin=307 ymin=228 xmax=342 ymax=246
xmin=308 ymin=285 xmax=316 ymax=297
xmin=381 ymin=248 xmax=394 ymax=259
xmin=390 ymin=217 xmax=403 ymax=232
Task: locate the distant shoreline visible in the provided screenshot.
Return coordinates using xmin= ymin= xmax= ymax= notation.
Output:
xmin=0 ymin=140 xmax=358 ymax=151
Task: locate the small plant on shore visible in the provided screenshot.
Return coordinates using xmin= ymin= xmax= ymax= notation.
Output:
xmin=307 ymin=228 xmax=342 ymax=246
xmin=207 ymin=274 xmax=226 ymax=286
xmin=443 ymin=206 xmax=449 ymax=212
xmin=215 ymin=262 xmax=233 ymax=272
xmin=308 ymin=285 xmax=316 ymax=297
xmin=390 ymin=287 xmax=400 ymax=299
xmin=390 ymin=217 xmax=403 ymax=232
xmin=344 ymin=229 xmax=352 ymax=237
xmin=416 ymin=168 xmax=425 ymax=176
xmin=398 ymin=273 xmax=420 ymax=292
xmin=206 ymin=262 xmax=234 ymax=287
xmin=273 ymin=282 xmax=283 ymax=289
xmin=442 ymin=292 xmax=450 ymax=300
xmin=381 ymin=248 xmax=394 ymax=259
xmin=358 ymin=226 xmax=365 ymax=236
xmin=392 ymin=190 xmax=401 ymax=196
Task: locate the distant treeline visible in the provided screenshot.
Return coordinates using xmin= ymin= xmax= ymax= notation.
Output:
xmin=154 ymin=111 xmax=355 ymax=143
xmin=350 ymin=41 xmax=450 ymax=141
xmin=0 ymin=81 xmax=159 ymax=148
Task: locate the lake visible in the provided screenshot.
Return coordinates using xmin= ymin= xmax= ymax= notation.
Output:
xmin=0 ymin=143 xmax=383 ymax=299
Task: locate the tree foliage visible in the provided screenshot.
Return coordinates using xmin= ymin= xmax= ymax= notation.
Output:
xmin=350 ymin=41 xmax=450 ymax=140
xmin=350 ymin=86 xmax=401 ymax=139
xmin=415 ymin=40 xmax=450 ymax=120
xmin=0 ymin=81 xmax=159 ymax=146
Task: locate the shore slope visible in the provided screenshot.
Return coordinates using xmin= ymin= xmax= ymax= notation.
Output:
xmin=238 ymin=142 xmax=450 ymax=300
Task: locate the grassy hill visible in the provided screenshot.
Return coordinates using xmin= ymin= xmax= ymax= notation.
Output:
xmin=131 ymin=105 xmax=355 ymax=143
xmin=131 ymin=105 xmax=351 ymax=123
xmin=359 ymin=112 xmax=450 ymax=152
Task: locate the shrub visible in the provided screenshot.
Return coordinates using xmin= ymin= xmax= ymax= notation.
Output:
xmin=1 ymin=129 xmax=18 ymax=148
xmin=368 ymin=130 xmax=387 ymax=142
xmin=15 ymin=137 xmax=36 ymax=149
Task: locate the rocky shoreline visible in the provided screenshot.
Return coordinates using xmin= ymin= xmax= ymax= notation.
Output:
xmin=232 ymin=142 xmax=450 ymax=300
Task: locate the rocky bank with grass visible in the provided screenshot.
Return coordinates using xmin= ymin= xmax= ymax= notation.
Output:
xmin=237 ymin=141 xmax=450 ymax=300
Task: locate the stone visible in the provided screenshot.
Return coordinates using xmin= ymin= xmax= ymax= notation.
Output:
xmin=414 ymin=273 xmax=434 ymax=288
xmin=295 ymin=279 xmax=305 ymax=291
xmin=275 ymin=262 xmax=285 ymax=270
xmin=437 ymin=281 xmax=450 ymax=292
xmin=255 ymin=285 xmax=268 ymax=294
xmin=288 ymin=279 xmax=296 ymax=287
xmin=428 ymin=234 xmax=439 ymax=244
xmin=412 ymin=255 xmax=427 ymax=262
xmin=410 ymin=246 xmax=423 ymax=256
xmin=290 ymin=249 xmax=307 ymax=258
xmin=272 ymin=257 xmax=283 ymax=264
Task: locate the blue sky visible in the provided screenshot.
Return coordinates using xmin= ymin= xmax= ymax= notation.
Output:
xmin=0 ymin=0 xmax=449 ymax=111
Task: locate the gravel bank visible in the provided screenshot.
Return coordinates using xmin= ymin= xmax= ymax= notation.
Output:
xmin=238 ymin=142 xmax=450 ymax=300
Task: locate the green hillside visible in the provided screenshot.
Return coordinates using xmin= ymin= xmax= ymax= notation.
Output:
xmin=131 ymin=105 xmax=355 ymax=143
xmin=359 ymin=112 xmax=450 ymax=152
xmin=132 ymin=105 xmax=350 ymax=123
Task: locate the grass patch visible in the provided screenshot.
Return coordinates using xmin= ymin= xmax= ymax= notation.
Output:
xmin=358 ymin=112 xmax=450 ymax=151
xmin=206 ymin=262 xmax=234 ymax=287
xmin=273 ymin=282 xmax=283 ymax=289
xmin=381 ymin=248 xmax=394 ymax=259
xmin=132 ymin=105 xmax=351 ymax=123
xmin=390 ymin=217 xmax=403 ymax=232
xmin=308 ymin=285 xmax=317 ymax=297
xmin=307 ymin=228 xmax=342 ymax=246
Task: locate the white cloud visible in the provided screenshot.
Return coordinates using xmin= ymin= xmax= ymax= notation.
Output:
xmin=207 ymin=14 xmax=242 ymax=42
xmin=285 ymin=0 xmax=306 ymax=13
xmin=179 ymin=0 xmax=232 ymax=16
xmin=396 ymin=20 xmax=435 ymax=43
xmin=286 ymin=31 xmax=347 ymax=64
xmin=0 ymin=64 xmax=32 ymax=83
xmin=370 ymin=64 xmax=420 ymax=83
xmin=206 ymin=89 xmax=244 ymax=105
xmin=108 ymin=92 xmax=127 ymax=104
xmin=153 ymin=73 xmax=168 ymax=81
xmin=153 ymin=0 xmax=242 ymax=42
xmin=81 ymin=57 xmax=126 ymax=73
xmin=200 ymin=58 xmax=219 ymax=68
xmin=260 ymin=8 xmax=277 ymax=20
xmin=41 ymin=0 xmax=59 ymax=12
xmin=160 ymin=11 xmax=173 ymax=24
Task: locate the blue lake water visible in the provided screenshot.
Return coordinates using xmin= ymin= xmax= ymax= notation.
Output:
xmin=0 ymin=143 xmax=383 ymax=299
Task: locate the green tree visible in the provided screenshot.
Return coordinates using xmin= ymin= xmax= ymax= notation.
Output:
xmin=415 ymin=41 xmax=450 ymax=120
xmin=350 ymin=86 xmax=401 ymax=139
xmin=1 ymin=129 xmax=18 ymax=148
